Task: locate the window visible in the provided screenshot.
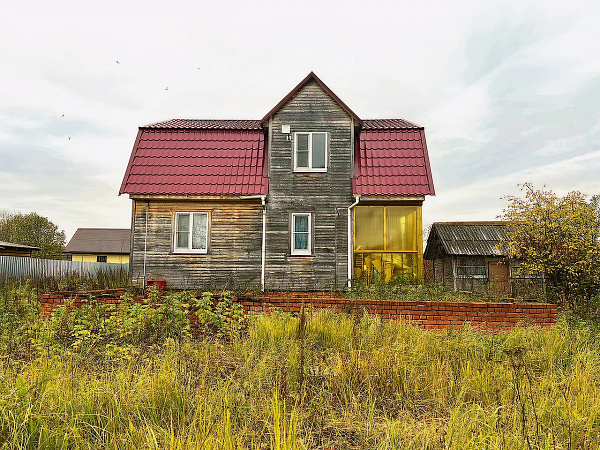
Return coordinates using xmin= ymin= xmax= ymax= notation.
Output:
xmin=174 ymin=212 xmax=209 ymax=253
xmin=294 ymin=132 xmax=327 ymax=172
xmin=96 ymin=255 xmax=107 ymax=263
xmin=456 ymin=257 xmax=486 ymax=277
xmin=291 ymin=213 xmax=311 ymax=255
xmin=353 ymin=205 xmax=421 ymax=281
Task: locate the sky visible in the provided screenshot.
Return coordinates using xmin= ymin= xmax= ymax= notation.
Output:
xmin=1 ymin=0 xmax=599 ymax=241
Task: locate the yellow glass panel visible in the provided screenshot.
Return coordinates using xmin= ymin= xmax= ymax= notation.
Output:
xmin=386 ymin=206 xmax=417 ymax=251
xmin=353 ymin=252 xmax=418 ymax=283
xmin=354 ymin=206 xmax=384 ymax=251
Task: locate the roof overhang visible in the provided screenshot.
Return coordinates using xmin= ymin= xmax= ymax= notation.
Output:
xmin=128 ymin=194 xmax=266 ymax=201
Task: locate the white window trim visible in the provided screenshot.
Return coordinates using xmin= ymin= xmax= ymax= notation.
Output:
xmin=293 ymin=132 xmax=328 ymax=172
xmin=291 ymin=213 xmax=312 ymax=256
xmin=173 ymin=212 xmax=209 ymax=254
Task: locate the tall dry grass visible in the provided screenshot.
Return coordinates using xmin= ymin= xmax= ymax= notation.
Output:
xmin=1 ymin=307 xmax=599 ymax=449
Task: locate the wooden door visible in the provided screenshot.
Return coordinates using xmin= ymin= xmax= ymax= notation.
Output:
xmin=489 ymin=261 xmax=509 ymax=296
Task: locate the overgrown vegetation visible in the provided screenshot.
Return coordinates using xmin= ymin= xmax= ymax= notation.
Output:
xmin=0 ymin=210 xmax=66 ymax=258
xmin=348 ymin=275 xmax=513 ymax=303
xmin=499 ymin=183 xmax=600 ymax=307
xmin=0 ymin=267 xmax=130 ymax=293
xmin=1 ymin=281 xmax=599 ymax=449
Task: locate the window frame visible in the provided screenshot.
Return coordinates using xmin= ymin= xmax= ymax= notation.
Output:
xmin=293 ymin=132 xmax=328 ymax=172
xmin=173 ymin=211 xmax=210 ymax=254
xmin=291 ymin=212 xmax=312 ymax=256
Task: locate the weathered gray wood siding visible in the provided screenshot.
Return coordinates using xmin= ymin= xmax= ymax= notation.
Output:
xmin=130 ymin=199 xmax=263 ymax=290
xmin=265 ymin=80 xmax=353 ymax=290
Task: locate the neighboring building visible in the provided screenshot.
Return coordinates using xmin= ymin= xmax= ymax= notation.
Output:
xmin=65 ymin=228 xmax=130 ymax=264
xmin=423 ymin=221 xmax=512 ymax=294
xmin=120 ymin=72 xmax=435 ymax=290
xmin=0 ymin=241 xmax=40 ymax=257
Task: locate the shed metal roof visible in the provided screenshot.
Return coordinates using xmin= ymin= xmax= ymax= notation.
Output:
xmin=0 ymin=241 xmax=40 ymax=251
xmin=65 ymin=228 xmax=131 ymax=254
xmin=424 ymin=222 xmax=509 ymax=259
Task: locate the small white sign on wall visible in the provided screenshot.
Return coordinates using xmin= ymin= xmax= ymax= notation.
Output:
xmin=281 ymin=125 xmax=290 ymax=134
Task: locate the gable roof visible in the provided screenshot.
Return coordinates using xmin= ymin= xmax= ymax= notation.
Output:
xmin=423 ymin=222 xmax=509 ymax=259
xmin=120 ymin=73 xmax=434 ymax=198
xmin=261 ymin=72 xmax=363 ymax=125
xmin=119 ymin=121 xmax=268 ymax=196
xmin=0 ymin=241 xmax=40 ymax=251
xmin=65 ymin=228 xmax=131 ymax=254
xmin=353 ymin=123 xmax=435 ymax=196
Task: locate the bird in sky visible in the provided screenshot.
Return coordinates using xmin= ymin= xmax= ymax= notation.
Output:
xmin=116 ymin=60 xmax=120 ymax=64
xmin=165 ymin=87 xmax=169 ymax=90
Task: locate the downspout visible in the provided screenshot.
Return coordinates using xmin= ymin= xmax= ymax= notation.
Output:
xmin=261 ymin=196 xmax=267 ymax=291
xmin=143 ymin=200 xmax=149 ymax=288
xmin=347 ymin=195 xmax=361 ymax=288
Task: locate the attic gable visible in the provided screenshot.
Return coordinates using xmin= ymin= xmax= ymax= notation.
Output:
xmin=261 ymin=72 xmax=362 ymax=126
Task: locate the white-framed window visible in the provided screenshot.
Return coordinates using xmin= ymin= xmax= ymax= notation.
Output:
xmin=174 ymin=212 xmax=209 ymax=253
xmin=294 ymin=132 xmax=327 ymax=172
xmin=291 ymin=213 xmax=312 ymax=255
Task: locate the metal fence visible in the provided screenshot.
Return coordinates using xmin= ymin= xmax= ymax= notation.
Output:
xmin=0 ymin=256 xmax=129 ymax=281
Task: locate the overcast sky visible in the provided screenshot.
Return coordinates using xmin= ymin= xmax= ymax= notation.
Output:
xmin=1 ymin=0 xmax=599 ymax=241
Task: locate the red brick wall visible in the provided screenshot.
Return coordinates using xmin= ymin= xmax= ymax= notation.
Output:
xmin=40 ymin=290 xmax=558 ymax=330
xmin=40 ymin=289 xmax=143 ymax=317
xmin=240 ymin=292 xmax=558 ymax=330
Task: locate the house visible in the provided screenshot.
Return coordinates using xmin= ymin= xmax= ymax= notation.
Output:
xmin=65 ymin=228 xmax=130 ymax=263
xmin=0 ymin=241 xmax=40 ymax=257
xmin=120 ymin=72 xmax=435 ymax=290
xmin=423 ymin=222 xmax=512 ymax=294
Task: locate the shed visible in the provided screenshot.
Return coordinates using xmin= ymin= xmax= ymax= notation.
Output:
xmin=423 ymin=222 xmax=511 ymax=294
xmin=0 ymin=241 xmax=40 ymax=258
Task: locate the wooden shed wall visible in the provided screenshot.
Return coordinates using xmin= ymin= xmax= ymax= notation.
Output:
xmin=266 ymin=80 xmax=353 ymax=290
xmin=0 ymin=248 xmax=34 ymax=257
xmin=130 ymin=199 xmax=263 ymax=290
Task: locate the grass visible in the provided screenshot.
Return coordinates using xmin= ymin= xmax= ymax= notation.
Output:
xmin=1 ymin=305 xmax=599 ymax=449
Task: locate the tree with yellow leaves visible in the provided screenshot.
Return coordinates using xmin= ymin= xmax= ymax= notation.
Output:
xmin=499 ymin=183 xmax=600 ymax=305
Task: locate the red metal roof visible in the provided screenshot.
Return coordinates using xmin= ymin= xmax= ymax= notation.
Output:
xmin=144 ymin=119 xmax=262 ymax=130
xmin=353 ymin=125 xmax=435 ymax=196
xmin=119 ymin=125 xmax=268 ymax=196
xmin=363 ymin=119 xmax=422 ymax=129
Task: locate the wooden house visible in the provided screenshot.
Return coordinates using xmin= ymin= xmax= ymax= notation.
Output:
xmin=0 ymin=241 xmax=40 ymax=257
xmin=65 ymin=228 xmax=130 ymax=263
xmin=120 ymin=73 xmax=435 ymax=290
xmin=423 ymin=222 xmax=512 ymax=294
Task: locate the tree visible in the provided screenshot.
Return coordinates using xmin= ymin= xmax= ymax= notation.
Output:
xmin=0 ymin=211 xmax=66 ymax=259
xmin=499 ymin=183 xmax=600 ymax=305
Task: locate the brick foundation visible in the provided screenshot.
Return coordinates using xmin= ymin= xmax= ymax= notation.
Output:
xmin=40 ymin=290 xmax=558 ymax=330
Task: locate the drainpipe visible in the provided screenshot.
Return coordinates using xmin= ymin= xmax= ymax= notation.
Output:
xmin=347 ymin=195 xmax=360 ymax=288
xmin=143 ymin=200 xmax=149 ymax=287
xmin=261 ymin=196 xmax=267 ymax=291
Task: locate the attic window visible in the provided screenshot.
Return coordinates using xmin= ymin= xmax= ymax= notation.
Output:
xmin=294 ymin=132 xmax=327 ymax=172
xmin=174 ymin=212 xmax=209 ymax=253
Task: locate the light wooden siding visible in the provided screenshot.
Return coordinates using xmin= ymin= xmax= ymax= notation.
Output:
xmin=71 ymin=254 xmax=129 ymax=264
xmin=266 ymin=80 xmax=353 ymax=290
xmin=130 ymin=199 xmax=263 ymax=290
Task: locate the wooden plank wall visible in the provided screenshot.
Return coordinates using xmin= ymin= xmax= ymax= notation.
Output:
xmin=266 ymin=80 xmax=353 ymax=290
xmin=130 ymin=199 xmax=263 ymax=290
